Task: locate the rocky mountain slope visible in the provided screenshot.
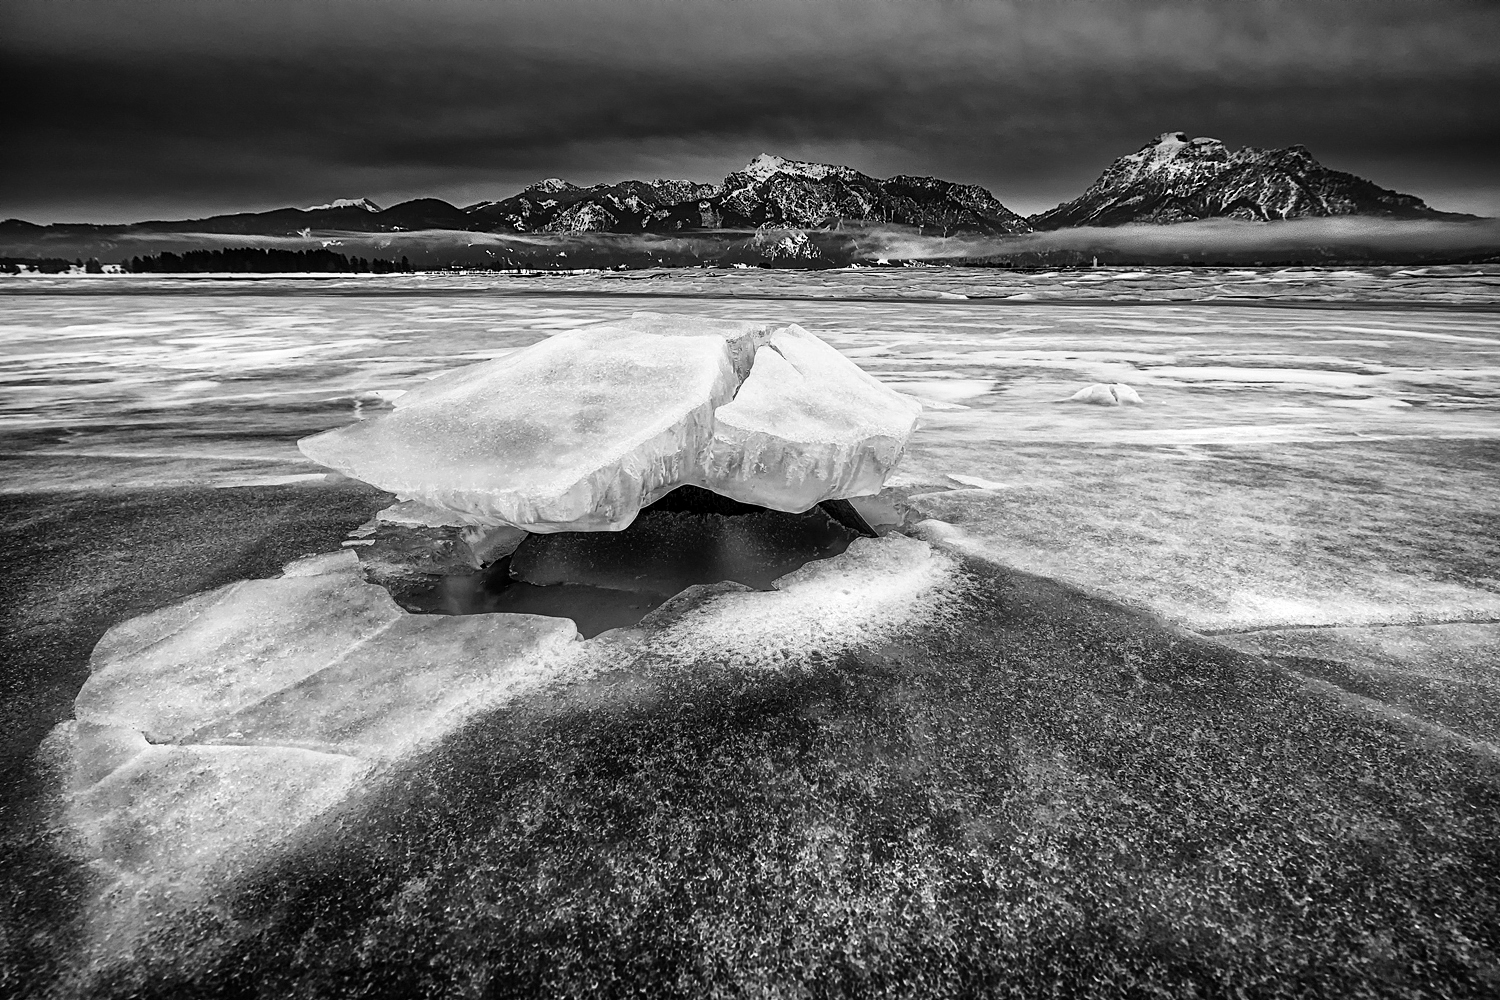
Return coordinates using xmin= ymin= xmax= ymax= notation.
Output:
xmin=462 ymin=155 xmax=1030 ymax=235
xmin=713 ymin=154 xmax=1030 ymax=234
xmin=1030 ymin=132 xmax=1473 ymax=229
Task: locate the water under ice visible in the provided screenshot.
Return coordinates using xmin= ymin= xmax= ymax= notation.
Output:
xmin=299 ymin=312 xmax=920 ymax=531
xmin=398 ymin=486 xmax=862 ymax=636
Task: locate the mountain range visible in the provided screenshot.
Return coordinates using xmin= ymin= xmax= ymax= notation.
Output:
xmin=2 ymin=135 xmax=1477 ymax=238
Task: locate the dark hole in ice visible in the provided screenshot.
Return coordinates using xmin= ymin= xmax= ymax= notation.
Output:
xmin=399 ymin=486 xmax=867 ymax=638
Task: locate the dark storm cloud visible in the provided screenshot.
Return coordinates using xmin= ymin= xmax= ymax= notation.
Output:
xmin=3 ymin=0 xmax=1497 ymax=223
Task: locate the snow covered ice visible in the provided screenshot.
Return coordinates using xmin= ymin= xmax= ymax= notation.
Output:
xmin=298 ymin=312 xmax=921 ymax=531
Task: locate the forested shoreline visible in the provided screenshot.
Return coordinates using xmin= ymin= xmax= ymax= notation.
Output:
xmin=126 ymin=248 xmax=410 ymax=273
xmin=2 ymin=248 xmax=412 ymax=273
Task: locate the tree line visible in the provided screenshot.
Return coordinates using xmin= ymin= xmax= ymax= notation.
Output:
xmin=0 ymin=257 xmax=101 ymax=274
xmin=126 ymin=248 xmax=411 ymax=273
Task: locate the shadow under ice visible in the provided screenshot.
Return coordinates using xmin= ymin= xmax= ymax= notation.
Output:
xmin=386 ymin=486 xmax=869 ymax=638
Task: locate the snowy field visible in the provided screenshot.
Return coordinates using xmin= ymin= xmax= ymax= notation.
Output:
xmin=3 ymin=266 xmax=1499 ymax=997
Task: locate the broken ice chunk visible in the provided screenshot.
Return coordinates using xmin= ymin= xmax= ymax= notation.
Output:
xmin=1067 ymin=382 xmax=1143 ymax=405
xmin=704 ymin=325 xmax=923 ymax=511
xmin=300 ymin=312 xmax=921 ymax=531
xmin=300 ymin=312 xmax=780 ymax=532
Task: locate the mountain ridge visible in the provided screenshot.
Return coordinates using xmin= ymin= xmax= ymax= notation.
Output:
xmin=1029 ymin=131 xmax=1475 ymax=229
xmin=3 ymin=141 xmax=1480 ymax=238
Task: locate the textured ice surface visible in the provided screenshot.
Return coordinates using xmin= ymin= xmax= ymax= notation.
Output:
xmin=5 ymin=268 xmax=1496 ymax=496
xmin=299 ymin=313 xmax=920 ymax=530
xmin=16 ymin=269 xmax=1500 ymax=987
xmin=907 ymin=439 xmax=1500 ymax=634
xmin=1219 ymin=623 xmax=1500 ymax=749
xmin=50 ymin=532 xmax=958 ymax=959
xmin=705 ymin=327 xmax=923 ymax=509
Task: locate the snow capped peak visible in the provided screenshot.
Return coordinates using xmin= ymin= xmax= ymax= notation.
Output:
xmin=741 ymin=154 xmax=792 ymax=182
xmin=527 ymin=178 xmax=578 ymax=194
xmin=1140 ymin=132 xmax=1191 ymax=166
xmin=1110 ymin=132 xmax=1229 ymax=182
xmin=737 ymin=154 xmax=854 ymax=184
xmin=307 ymin=197 xmax=381 ymax=212
xmin=1031 ymin=129 xmax=1453 ymax=228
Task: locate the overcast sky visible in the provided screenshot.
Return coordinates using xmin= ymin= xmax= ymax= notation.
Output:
xmin=3 ymin=0 xmax=1497 ymax=223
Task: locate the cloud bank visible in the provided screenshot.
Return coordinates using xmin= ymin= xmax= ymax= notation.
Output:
xmin=2 ymin=0 xmax=1497 ymax=223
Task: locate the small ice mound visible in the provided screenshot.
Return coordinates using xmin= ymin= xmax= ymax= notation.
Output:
xmin=947 ymin=473 xmax=1009 ymax=490
xmin=298 ymin=312 xmax=921 ymax=533
xmin=1067 ymin=382 xmax=1143 ymax=406
xmin=645 ymin=532 xmax=961 ymax=669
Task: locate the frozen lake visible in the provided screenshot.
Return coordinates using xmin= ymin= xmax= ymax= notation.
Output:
xmin=4 ymin=265 xmax=1498 ymax=634
xmin=4 ymin=266 xmax=1500 ymax=995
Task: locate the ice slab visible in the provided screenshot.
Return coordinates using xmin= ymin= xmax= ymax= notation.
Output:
xmin=704 ymin=327 xmax=923 ymax=510
xmin=76 ymin=566 xmax=406 ymax=742
xmin=62 ymin=550 xmax=584 ymax=891
xmin=299 ymin=313 xmax=921 ymax=531
xmin=66 ymin=734 xmax=367 ymax=880
xmin=300 ymin=313 xmax=779 ymax=531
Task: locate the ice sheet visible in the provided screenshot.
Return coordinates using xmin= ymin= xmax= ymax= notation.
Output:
xmin=906 ymin=438 xmax=1500 ymax=634
xmin=5 ymin=267 xmax=1499 ymax=637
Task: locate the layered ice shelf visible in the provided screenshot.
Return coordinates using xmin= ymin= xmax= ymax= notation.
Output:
xmin=299 ymin=312 xmax=921 ymax=531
